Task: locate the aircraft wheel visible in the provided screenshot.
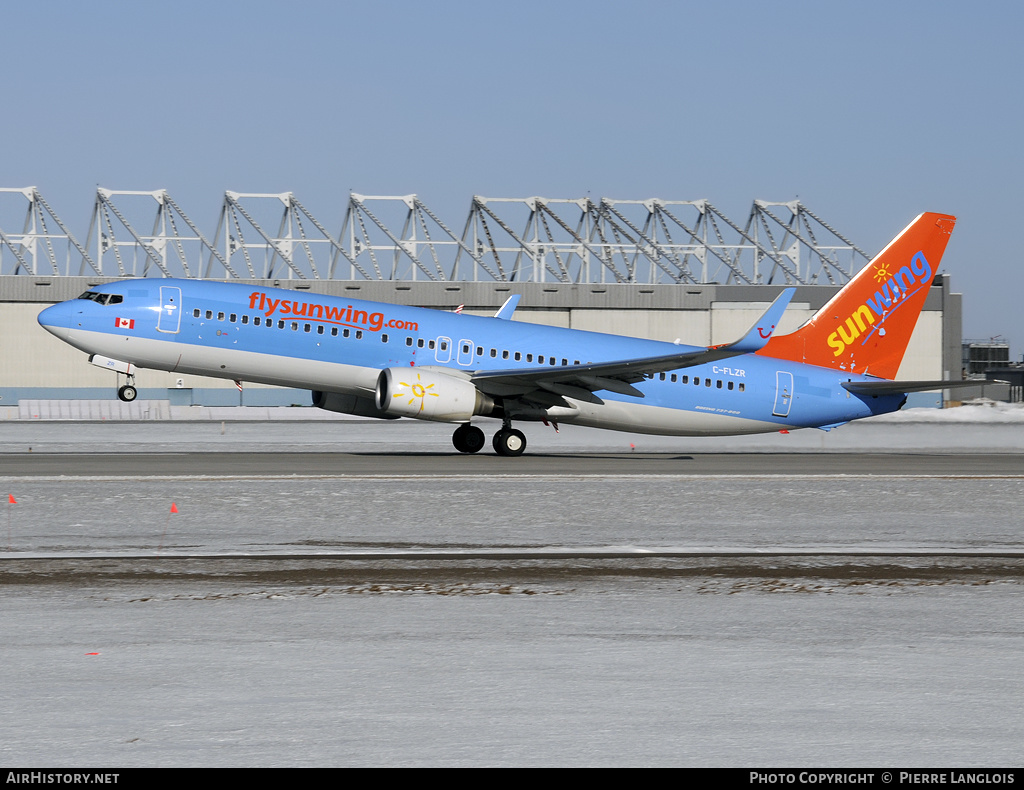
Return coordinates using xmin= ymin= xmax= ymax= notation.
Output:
xmin=493 ymin=428 xmax=526 ymax=457
xmin=117 ymin=385 xmax=138 ymax=403
xmin=452 ymin=424 xmax=485 ymax=454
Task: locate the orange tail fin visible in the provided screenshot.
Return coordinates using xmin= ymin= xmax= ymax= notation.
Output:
xmin=759 ymin=212 xmax=956 ymax=379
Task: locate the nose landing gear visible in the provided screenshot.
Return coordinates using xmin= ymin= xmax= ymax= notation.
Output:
xmin=117 ymin=376 xmax=138 ymax=402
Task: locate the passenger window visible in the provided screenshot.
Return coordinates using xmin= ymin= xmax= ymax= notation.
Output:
xmin=381 ymin=333 xmax=388 ymax=343
xmin=278 ymin=320 xmax=285 ymax=328
xmin=502 ymin=350 xmax=509 ymax=359
xmin=331 ymin=327 xmax=338 ymax=336
xmin=659 ymin=373 xmax=666 ymax=381
xmin=229 ymin=313 xmax=237 ymax=322
xmin=728 ymin=381 xmax=734 ymax=390
xmin=490 ymin=348 xmax=497 ymax=357
xmin=343 ymin=329 xmax=350 ymax=338
xmin=218 ymin=312 xmax=225 ymax=320
xmin=355 ymin=330 xmax=362 ymax=339
xmin=292 ymin=322 xmax=298 ymax=331
xmin=242 ymin=315 xmax=249 ymax=324
xmin=705 ymin=379 xmax=711 ymax=387
xmin=739 ymin=383 xmax=745 ymax=392
xmin=317 ymin=325 xmax=324 ymax=335
xmin=304 ymin=324 xmax=311 ymax=333
xmin=428 ymin=340 xmax=435 ymax=350
xmin=526 ymin=354 xmax=533 ymax=362
xmin=515 ymin=352 xmax=522 ymax=361
xmin=193 ymin=308 xmax=201 ymax=318
xmin=254 ymin=316 xmax=261 ymax=325
xmin=406 ymin=337 xmax=413 ymax=346
xmin=476 ymin=346 xmax=483 ymax=356
xmin=550 ymin=358 xmax=556 ymax=365
xmin=206 ymin=310 xmax=213 ymax=319
xmin=717 ymin=380 xmax=722 ymax=388
xmin=671 ymin=374 xmax=677 ymax=383
xmin=538 ymin=355 xmax=544 ymax=364
xmin=694 ymin=378 xmax=700 ymax=386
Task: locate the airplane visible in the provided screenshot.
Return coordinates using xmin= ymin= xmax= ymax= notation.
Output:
xmin=37 ymin=211 xmax=973 ymax=456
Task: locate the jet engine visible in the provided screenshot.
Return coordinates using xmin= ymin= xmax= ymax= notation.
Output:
xmin=375 ymin=368 xmax=495 ymax=422
xmin=311 ymin=390 xmax=399 ymax=420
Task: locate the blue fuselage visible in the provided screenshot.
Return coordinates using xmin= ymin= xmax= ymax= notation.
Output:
xmin=38 ymin=278 xmax=905 ymax=435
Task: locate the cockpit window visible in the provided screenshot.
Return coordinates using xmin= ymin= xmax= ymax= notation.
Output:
xmin=77 ymin=291 xmax=123 ymax=305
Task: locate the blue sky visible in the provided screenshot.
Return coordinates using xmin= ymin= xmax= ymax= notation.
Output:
xmin=2 ymin=0 xmax=1022 ymax=355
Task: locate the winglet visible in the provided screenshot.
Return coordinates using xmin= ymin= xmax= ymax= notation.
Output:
xmin=725 ymin=288 xmax=795 ymax=353
xmin=494 ymin=294 xmax=521 ymax=320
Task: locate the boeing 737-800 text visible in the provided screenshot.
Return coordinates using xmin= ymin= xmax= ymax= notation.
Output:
xmin=38 ymin=212 xmax=967 ymax=456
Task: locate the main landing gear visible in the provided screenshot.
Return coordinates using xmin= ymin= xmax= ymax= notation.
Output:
xmin=117 ymin=375 xmax=138 ymax=402
xmin=452 ymin=422 xmax=527 ymax=456
xmin=452 ymin=423 xmax=485 ymax=454
xmin=492 ymin=427 xmax=526 ymax=457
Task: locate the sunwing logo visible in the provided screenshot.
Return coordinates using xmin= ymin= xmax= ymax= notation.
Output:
xmin=826 ymin=251 xmax=932 ymax=357
xmin=247 ymin=292 xmax=418 ymax=332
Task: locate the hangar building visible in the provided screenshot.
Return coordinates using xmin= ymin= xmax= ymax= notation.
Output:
xmin=0 ymin=190 xmax=961 ymax=409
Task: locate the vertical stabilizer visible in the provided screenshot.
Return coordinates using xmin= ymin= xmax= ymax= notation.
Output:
xmin=759 ymin=212 xmax=956 ymax=379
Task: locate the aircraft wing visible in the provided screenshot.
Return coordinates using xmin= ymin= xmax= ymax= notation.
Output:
xmin=470 ymin=288 xmax=795 ymax=401
xmin=842 ymin=379 xmax=1005 ymax=395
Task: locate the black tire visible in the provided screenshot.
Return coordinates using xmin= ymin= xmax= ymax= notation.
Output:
xmin=492 ymin=428 xmax=526 ymax=457
xmin=118 ymin=385 xmax=138 ymax=402
xmin=452 ymin=424 xmax=485 ymax=454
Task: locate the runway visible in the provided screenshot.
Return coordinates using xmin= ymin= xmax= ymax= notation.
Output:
xmin=4 ymin=450 xmax=1024 ymax=477
xmin=2 ymin=420 xmax=1023 ymax=766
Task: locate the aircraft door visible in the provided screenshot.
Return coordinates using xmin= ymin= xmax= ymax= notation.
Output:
xmin=157 ymin=286 xmax=182 ymax=333
xmin=457 ymin=338 xmax=474 ymax=366
xmin=773 ymin=370 xmax=794 ymax=417
xmin=435 ymin=336 xmax=452 ymax=363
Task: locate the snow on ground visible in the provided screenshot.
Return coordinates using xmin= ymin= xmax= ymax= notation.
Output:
xmin=868 ymin=401 xmax=1024 ymax=423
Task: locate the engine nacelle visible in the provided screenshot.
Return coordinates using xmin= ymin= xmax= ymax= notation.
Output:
xmin=375 ymin=368 xmax=495 ymax=422
xmin=311 ymin=390 xmax=400 ymax=420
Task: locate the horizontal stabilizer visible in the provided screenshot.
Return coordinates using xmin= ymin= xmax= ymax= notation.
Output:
xmin=842 ymin=379 xmax=1004 ymax=395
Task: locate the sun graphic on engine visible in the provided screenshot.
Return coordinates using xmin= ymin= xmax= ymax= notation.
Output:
xmin=396 ymin=373 xmax=440 ymax=413
xmin=872 ymin=261 xmax=891 ymax=282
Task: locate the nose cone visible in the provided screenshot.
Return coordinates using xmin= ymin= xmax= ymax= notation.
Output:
xmin=38 ymin=301 xmax=74 ymax=341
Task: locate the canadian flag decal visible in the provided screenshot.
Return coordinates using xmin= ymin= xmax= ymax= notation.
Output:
xmin=115 ymin=317 xmax=135 ymax=329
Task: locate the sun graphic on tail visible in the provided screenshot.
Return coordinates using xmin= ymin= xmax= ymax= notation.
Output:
xmin=872 ymin=261 xmax=891 ymax=282
xmin=395 ymin=373 xmax=440 ymax=412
